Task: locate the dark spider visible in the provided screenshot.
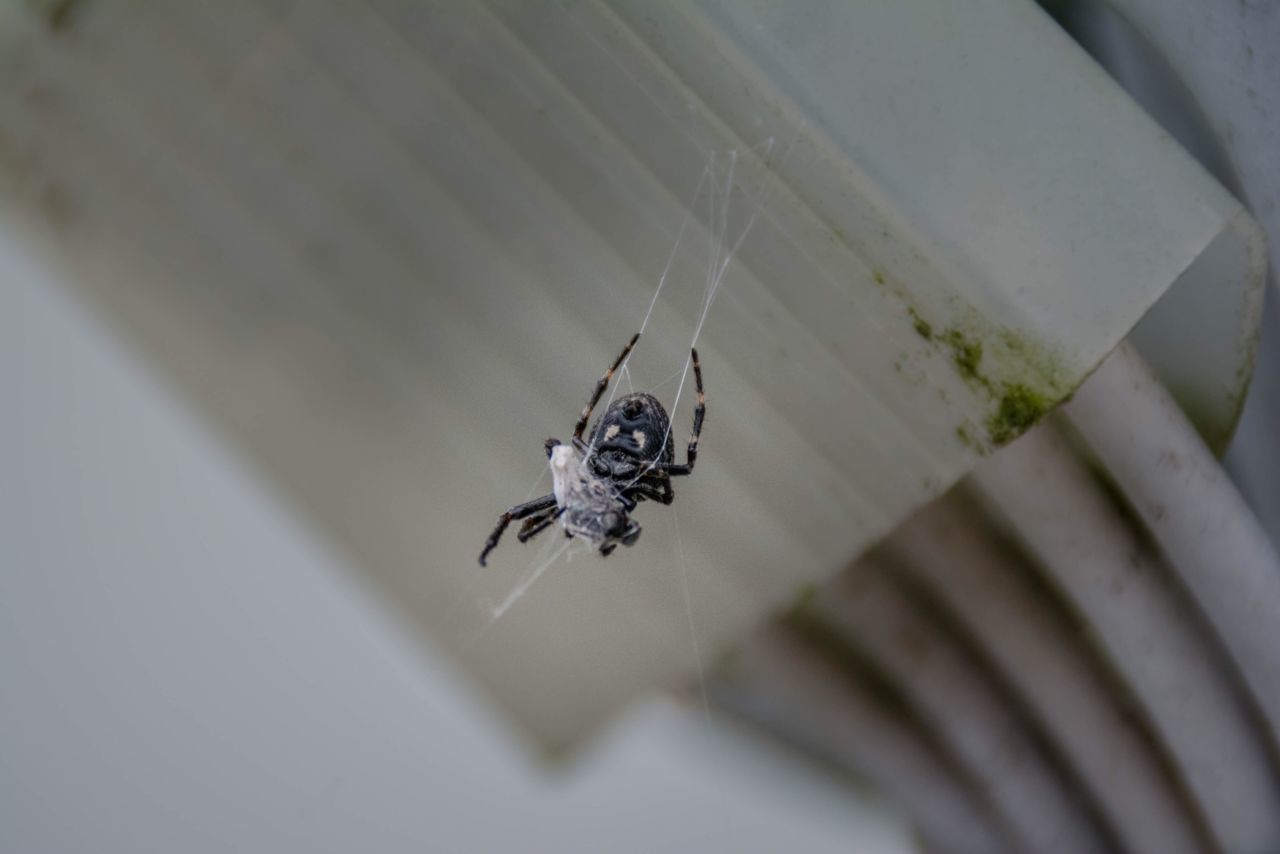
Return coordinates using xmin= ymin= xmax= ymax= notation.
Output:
xmin=478 ymin=332 xmax=705 ymax=566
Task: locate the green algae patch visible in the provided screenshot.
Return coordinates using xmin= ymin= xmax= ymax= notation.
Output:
xmin=987 ymin=383 xmax=1051 ymax=445
xmin=955 ymin=423 xmax=983 ymax=454
xmin=942 ymin=328 xmax=984 ymax=386
xmin=896 ymin=298 xmax=1071 ymax=449
xmin=908 ymin=307 xmax=933 ymax=341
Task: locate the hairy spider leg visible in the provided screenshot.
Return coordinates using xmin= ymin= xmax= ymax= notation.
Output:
xmin=573 ymin=332 xmax=641 ymax=441
xmin=656 ymin=347 xmax=704 ymax=477
xmin=517 ymin=506 xmax=564 ymax=544
xmin=479 ymin=493 xmax=558 ymax=566
xmin=626 ymin=476 xmax=673 ymax=505
xmin=518 ymin=512 xmax=549 ymax=537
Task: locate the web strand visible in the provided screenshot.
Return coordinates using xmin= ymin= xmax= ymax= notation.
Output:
xmin=587 ymin=164 xmax=712 ymax=460
xmin=671 ymin=506 xmax=711 ymax=719
xmin=486 ymin=131 xmax=791 ymax=628
xmin=627 ymin=136 xmax=784 ymax=493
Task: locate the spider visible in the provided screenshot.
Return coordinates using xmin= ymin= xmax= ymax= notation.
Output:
xmin=478 ymin=332 xmax=705 ymax=566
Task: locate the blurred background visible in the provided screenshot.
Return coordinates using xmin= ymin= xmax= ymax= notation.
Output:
xmin=2 ymin=2 xmax=1279 ymax=852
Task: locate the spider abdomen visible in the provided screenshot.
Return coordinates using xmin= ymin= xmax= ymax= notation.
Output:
xmin=588 ymin=393 xmax=674 ymax=476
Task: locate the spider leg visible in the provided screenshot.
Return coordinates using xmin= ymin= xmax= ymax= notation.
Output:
xmin=655 ymin=347 xmax=704 ymax=477
xmin=517 ymin=507 xmax=563 ymax=544
xmin=625 ymin=478 xmax=672 ymax=505
xmin=479 ymin=493 xmax=558 ymax=566
xmin=573 ymin=332 xmax=641 ymax=440
xmin=517 ymin=513 xmax=548 ymax=539
xmin=652 ymin=473 xmax=676 ymax=505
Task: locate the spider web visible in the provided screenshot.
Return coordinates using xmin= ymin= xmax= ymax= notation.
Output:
xmin=465 ymin=132 xmax=796 ymax=684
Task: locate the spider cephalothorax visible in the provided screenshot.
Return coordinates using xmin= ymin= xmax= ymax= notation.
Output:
xmin=479 ymin=332 xmax=704 ymax=566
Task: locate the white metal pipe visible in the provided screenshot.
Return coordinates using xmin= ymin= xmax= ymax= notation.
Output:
xmin=714 ymin=627 xmax=1015 ymax=854
xmin=888 ymin=494 xmax=1206 ymax=854
xmin=972 ymin=421 xmax=1280 ymax=852
xmin=813 ymin=560 xmax=1109 ymax=854
xmin=1064 ymin=342 xmax=1280 ymax=753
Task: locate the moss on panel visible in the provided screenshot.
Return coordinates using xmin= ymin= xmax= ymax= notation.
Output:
xmin=907 ymin=307 xmax=933 ymax=341
xmin=986 ymin=383 xmax=1051 ymax=445
xmin=941 ymin=328 xmax=985 ymax=386
xmin=897 ymin=290 xmax=1074 ymax=449
xmin=955 ymin=423 xmax=984 ymax=454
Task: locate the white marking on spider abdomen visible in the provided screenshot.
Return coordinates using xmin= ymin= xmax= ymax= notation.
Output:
xmin=548 ymin=444 xmax=623 ymax=546
xmin=604 ymin=424 xmax=620 ymax=440
xmin=632 ymin=429 xmax=646 ymax=450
